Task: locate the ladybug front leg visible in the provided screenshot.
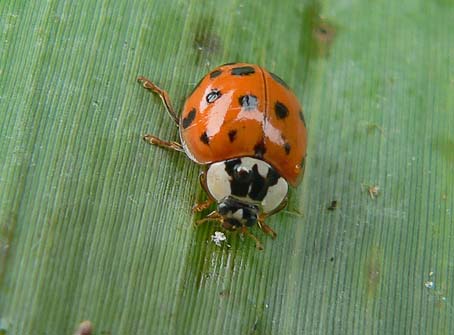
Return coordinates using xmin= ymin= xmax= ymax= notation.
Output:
xmin=137 ymin=76 xmax=179 ymax=125
xmin=192 ymin=198 xmax=214 ymax=213
xmin=240 ymin=227 xmax=264 ymax=250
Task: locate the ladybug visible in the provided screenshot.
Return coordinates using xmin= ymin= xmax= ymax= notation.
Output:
xmin=138 ymin=63 xmax=307 ymax=249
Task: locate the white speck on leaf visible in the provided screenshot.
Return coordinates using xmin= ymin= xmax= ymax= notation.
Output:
xmin=211 ymin=231 xmax=227 ymax=247
xmin=424 ymin=280 xmax=434 ymax=289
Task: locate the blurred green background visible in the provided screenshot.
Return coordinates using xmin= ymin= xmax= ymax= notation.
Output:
xmin=1 ymin=0 xmax=453 ymax=334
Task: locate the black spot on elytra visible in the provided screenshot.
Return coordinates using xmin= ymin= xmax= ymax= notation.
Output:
xmin=182 ymin=108 xmax=196 ymax=128
xmin=231 ymin=66 xmax=255 ymax=76
xmin=269 ymin=72 xmax=290 ymax=89
xmin=284 ymin=142 xmax=291 ymax=155
xmin=200 ymin=131 xmax=210 ymax=145
xmin=239 ymin=95 xmax=258 ymax=110
xmin=254 ymin=140 xmax=266 ymax=158
xmin=210 ymin=69 xmax=222 ymax=78
xmin=228 ymin=129 xmax=237 ymax=142
xmin=206 ymin=89 xmax=222 ymax=103
xmin=275 ymin=101 xmax=289 ymax=119
xmin=299 ymin=109 xmax=306 ymax=126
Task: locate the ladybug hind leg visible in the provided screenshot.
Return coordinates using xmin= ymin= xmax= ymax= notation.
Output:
xmin=137 ymin=76 xmax=179 ymax=124
xmin=138 ymin=76 xmax=183 ymax=152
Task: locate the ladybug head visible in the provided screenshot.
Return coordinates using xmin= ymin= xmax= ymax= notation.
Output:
xmin=199 ymin=157 xmax=288 ymax=249
xmin=216 ymin=196 xmax=259 ymax=229
xmin=205 ymin=157 xmax=289 ymax=216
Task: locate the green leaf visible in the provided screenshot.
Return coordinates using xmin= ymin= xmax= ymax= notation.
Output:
xmin=1 ymin=0 xmax=453 ymax=334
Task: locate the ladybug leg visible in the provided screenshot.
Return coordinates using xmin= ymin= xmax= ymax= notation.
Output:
xmin=194 ymin=211 xmax=222 ymax=226
xmin=257 ymin=218 xmax=277 ymax=239
xmin=198 ymin=171 xmax=210 ymax=193
xmin=139 ymin=76 xmax=183 ymax=152
xmin=143 ymin=134 xmax=184 ymax=152
xmin=255 ymin=197 xmax=287 ymax=239
xmin=137 ymin=76 xmax=179 ymax=125
xmin=267 ymin=197 xmax=289 ymax=217
xmin=192 ymin=171 xmax=215 ymax=211
xmin=240 ymin=226 xmax=264 ymax=250
xmin=192 ymin=198 xmax=214 ymax=212
xmin=195 ymin=211 xmax=265 ymax=250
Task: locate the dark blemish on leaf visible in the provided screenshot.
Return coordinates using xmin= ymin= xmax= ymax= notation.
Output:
xmin=327 ymin=200 xmax=338 ymax=211
xmin=182 ymin=108 xmax=196 ymax=128
xmin=219 ymin=289 xmax=230 ymax=298
xmin=299 ymin=3 xmax=337 ymax=90
xmin=365 ymin=246 xmax=382 ymax=299
xmin=432 ymin=136 xmax=454 ymax=166
xmin=274 ymin=101 xmax=289 ymax=119
xmin=228 ymin=129 xmax=237 ymax=142
xmin=313 ymin=22 xmax=336 ymax=46
xmin=200 ymin=132 xmax=210 ymax=145
xmin=299 ymin=4 xmax=336 ymax=60
xmin=366 ymin=123 xmax=384 ymax=135
xmin=193 ymin=17 xmax=223 ymax=65
xmin=0 ymin=210 xmax=17 ymax=286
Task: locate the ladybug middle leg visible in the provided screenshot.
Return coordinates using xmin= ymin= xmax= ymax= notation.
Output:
xmin=143 ymin=134 xmax=183 ymax=152
xmin=192 ymin=171 xmax=215 ymax=212
xmin=138 ymin=76 xmax=183 ymax=152
xmin=257 ymin=219 xmax=277 ymax=239
xmin=256 ymin=197 xmax=288 ymax=239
